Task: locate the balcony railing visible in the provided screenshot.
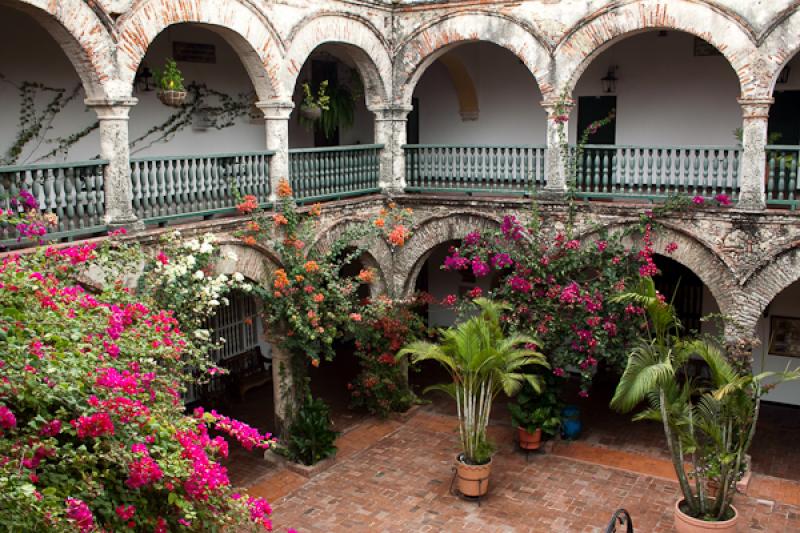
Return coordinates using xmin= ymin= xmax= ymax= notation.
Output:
xmin=573 ymin=145 xmax=741 ymax=200
xmin=130 ymin=151 xmax=273 ymax=224
xmin=766 ymin=145 xmax=800 ymax=209
xmin=404 ymin=144 xmax=546 ymax=194
xmin=289 ymin=144 xmax=383 ymax=203
xmin=0 ymin=159 xmax=108 ymax=243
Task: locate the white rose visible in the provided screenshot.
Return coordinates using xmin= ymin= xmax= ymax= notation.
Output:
xmin=233 ymin=272 xmax=245 ymax=282
xmin=194 ymin=329 xmax=210 ymax=340
xmin=193 ymin=270 xmax=205 ymax=280
xmin=241 ymin=283 xmax=252 ymax=292
xmin=217 ymin=274 xmax=229 ymax=283
xmin=186 ymin=255 xmax=196 ymax=267
xmin=187 ymin=239 xmax=200 ymax=251
xmin=200 ymin=242 xmax=213 ymax=254
xmin=209 ymin=299 xmax=220 ymax=307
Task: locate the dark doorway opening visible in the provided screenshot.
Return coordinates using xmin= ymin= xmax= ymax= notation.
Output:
xmin=768 ymin=90 xmax=800 ymax=145
xmin=577 ymin=95 xmax=617 ymax=144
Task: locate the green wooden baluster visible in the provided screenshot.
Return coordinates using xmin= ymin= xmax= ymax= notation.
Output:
xmin=778 ymin=152 xmax=787 ymax=201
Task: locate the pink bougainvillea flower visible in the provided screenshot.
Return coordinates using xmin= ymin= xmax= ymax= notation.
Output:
xmin=692 ymin=195 xmax=705 ymax=205
xmin=714 ymin=193 xmax=732 ymax=206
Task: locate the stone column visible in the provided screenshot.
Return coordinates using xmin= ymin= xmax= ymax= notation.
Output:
xmin=85 ymin=98 xmax=139 ymax=228
xmin=270 ymin=343 xmax=295 ymax=436
xmin=737 ymin=98 xmax=773 ymax=211
xmin=541 ymin=98 xmax=574 ymax=196
xmin=257 ymin=100 xmax=294 ymax=202
xmin=371 ymin=105 xmax=413 ymax=193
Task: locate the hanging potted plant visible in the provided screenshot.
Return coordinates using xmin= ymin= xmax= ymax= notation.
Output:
xmin=399 ymin=298 xmax=549 ymax=497
xmin=299 ymin=80 xmax=330 ymax=122
xmin=611 ymin=278 xmax=800 ymax=533
xmin=155 ymin=58 xmax=187 ymax=107
xmin=509 ymin=378 xmax=562 ymax=451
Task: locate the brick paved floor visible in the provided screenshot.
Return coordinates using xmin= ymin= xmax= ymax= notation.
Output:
xmin=261 ymin=410 xmax=800 ymax=533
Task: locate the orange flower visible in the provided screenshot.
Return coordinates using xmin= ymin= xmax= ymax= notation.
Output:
xmin=357 ymin=269 xmax=375 ymax=284
xmin=273 ymin=269 xmax=289 ymax=290
xmin=244 ymin=317 xmax=253 ymax=326
xmin=304 ymin=261 xmax=319 ymax=273
xmin=388 ymin=202 xmax=396 ymax=209
xmin=313 ymin=293 xmax=324 ymax=303
xmin=273 ymin=291 xmax=282 ymax=298
xmin=242 ymin=235 xmax=257 ymax=246
xmin=273 ymin=214 xmax=288 ymax=226
xmin=311 ymin=358 xmax=320 ymax=367
xmin=237 ymin=195 xmax=258 ymax=214
xmin=388 ymin=224 xmax=409 ymax=247
xmin=309 ymin=203 xmax=322 ymax=217
xmin=374 ymin=218 xmax=385 ymax=228
xmin=277 ymin=178 xmax=293 ymax=198
xmin=295 ymin=275 xmax=305 ymax=282
xmin=246 ymin=221 xmax=261 ymax=232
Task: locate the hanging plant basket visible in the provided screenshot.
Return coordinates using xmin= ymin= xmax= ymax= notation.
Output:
xmin=300 ymin=104 xmax=322 ymax=121
xmin=157 ymin=89 xmax=188 ymax=107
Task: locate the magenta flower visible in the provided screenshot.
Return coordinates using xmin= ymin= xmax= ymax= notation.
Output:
xmin=471 ymin=258 xmax=490 ymax=277
xmin=0 ymin=406 xmax=17 ymax=431
xmin=664 ymin=242 xmax=678 ymax=254
xmin=692 ymin=195 xmax=705 ymax=205
xmin=463 ymin=231 xmax=481 ymax=246
xmin=65 ymin=498 xmax=94 ymax=532
xmin=491 ymin=253 xmax=513 ymax=269
xmin=714 ymin=193 xmax=732 ymax=206
xmin=509 ymin=276 xmax=531 ymax=293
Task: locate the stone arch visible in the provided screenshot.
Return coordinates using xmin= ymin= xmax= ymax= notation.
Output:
xmin=553 ymin=0 xmax=761 ymax=97
xmin=395 ymin=212 xmax=503 ymax=299
xmin=213 ymin=239 xmax=282 ymax=289
xmin=736 ymin=244 xmax=800 ymax=335
xmin=579 ymin=220 xmax=739 ymax=321
xmin=282 ymin=13 xmax=391 ymax=108
xmin=2 ymin=0 xmax=116 ymax=99
xmin=395 ymin=12 xmax=552 ymax=107
xmin=116 ymin=0 xmax=284 ymax=100
xmin=308 ymin=216 xmax=393 ymax=297
xmin=760 ymin=8 xmax=800 ymax=95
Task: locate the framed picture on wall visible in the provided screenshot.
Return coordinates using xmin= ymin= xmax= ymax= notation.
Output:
xmin=769 ymin=316 xmax=800 ymax=358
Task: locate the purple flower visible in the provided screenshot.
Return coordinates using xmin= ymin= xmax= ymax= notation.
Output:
xmin=471 ymin=258 xmax=490 ymax=277
xmin=463 ymin=231 xmax=481 ymax=246
xmin=491 ymin=253 xmax=513 ymax=269
xmin=509 ymin=276 xmax=531 ymax=293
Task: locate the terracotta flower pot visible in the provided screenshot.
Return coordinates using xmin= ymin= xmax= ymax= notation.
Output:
xmin=518 ymin=427 xmax=542 ymax=450
xmin=455 ymin=455 xmax=492 ymax=497
xmin=673 ymin=499 xmax=738 ymax=533
xmin=157 ymin=89 xmax=187 ymax=107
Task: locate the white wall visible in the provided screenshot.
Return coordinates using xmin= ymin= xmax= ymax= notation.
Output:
xmin=753 ymin=280 xmax=800 ymax=406
xmin=414 ymin=43 xmax=546 ymax=145
xmin=0 ymin=9 xmax=267 ymax=163
xmin=412 ymin=35 xmax=742 ymax=147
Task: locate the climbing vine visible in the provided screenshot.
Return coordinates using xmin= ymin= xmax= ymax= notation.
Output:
xmin=0 ymin=75 xmax=255 ymax=164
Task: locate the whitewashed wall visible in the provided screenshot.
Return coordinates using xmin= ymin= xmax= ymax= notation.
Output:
xmin=753 ymin=280 xmax=800 ymax=406
xmin=413 ymin=34 xmax=743 ymax=147
xmin=413 ymin=43 xmax=546 ymax=145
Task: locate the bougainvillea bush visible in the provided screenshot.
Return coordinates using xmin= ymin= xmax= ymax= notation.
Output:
xmin=442 ymin=210 xmax=675 ymax=396
xmin=348 ymin=295 xmax=428 ymax=417
xmin=0 ymin=234 xmax=277 ymax=530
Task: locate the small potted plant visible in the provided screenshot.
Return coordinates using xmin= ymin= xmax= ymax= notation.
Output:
xmin=509 ymin=378 xmax=562 ymax=451
xmin=399 ymin=298 xmax=549 ymax=497
xmin=299 ymin=80 xmax=330 ymax=122
xmin=155 ymin=58 xmax=187 ymax=107
xmin=612 ymin=278 xmax=800 ymax=533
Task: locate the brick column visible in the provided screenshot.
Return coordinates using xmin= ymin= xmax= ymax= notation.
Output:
xmin=737 ymin=97 xmax=773 ymax=211
xmin=257 ymin=100 xmax=294 ymax=202
xmin=85 ymin=98 xmax=139 ymax=228
xmin=371 ymin=105 xmax=413 ymax=193
xmin=541 ymin=98 xmax=574 ymax=196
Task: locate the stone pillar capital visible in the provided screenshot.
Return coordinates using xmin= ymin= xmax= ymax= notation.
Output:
xmin=737 ymin=97 xmax=774 ymax=119
xmin=84 ymin=97 xmax=138 ymax=120
xmin=541 ymin=97 xmax=575 ymax=117
xmin=256 ymin=100 xmax=295 ymax=120
xmin=369 ymin=104 xmax=413 ymax=122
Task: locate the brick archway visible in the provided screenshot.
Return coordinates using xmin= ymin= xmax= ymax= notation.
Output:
xmin=214 ymin=239 xmax=282 ymax=289
xmin=394 ymin=12 xmax=552 ymax=107
xmin=736 ymin=245 xmax=800 ymax=336
xmin=116 ymin=0 xmax=284 ymax=100
xmin=3 ymin=0 xmax=116 ymax=99
xmin=308 ymin=216 xmax=393 ymax=297
xmin=282 ymin=13 xmax=392 ymax=108
xmin=395 ymin=212 xmax=503 ymax=299
xmin=760 ymin=8 xmax=800 ymax=95
xmin=553 ymin=0 xmax=761 ymax=97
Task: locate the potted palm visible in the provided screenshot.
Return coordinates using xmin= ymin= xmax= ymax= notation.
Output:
xmin=155 ymin=58 xmax=187 ymax=107
xmin=399 ymin=298 xmax=549 ymax=497
xmin=611 ymin=278 xmax=800 ymax=533
xmin=509 ymin=379 xmax=562 ymax=451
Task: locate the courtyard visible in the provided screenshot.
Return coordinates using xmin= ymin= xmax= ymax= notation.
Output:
xmin=238 ymin=403 xmax=800 ymax=532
